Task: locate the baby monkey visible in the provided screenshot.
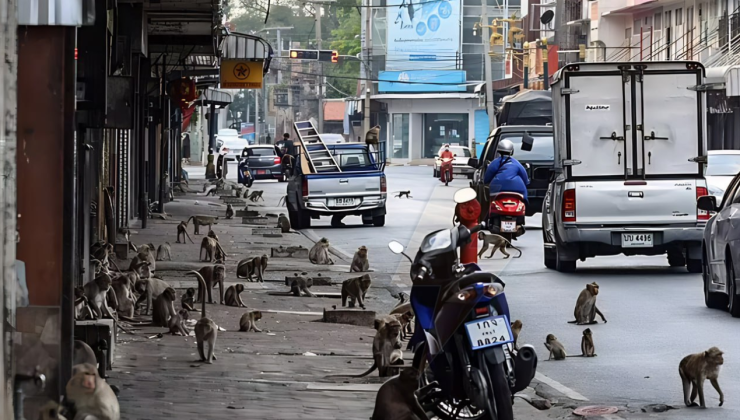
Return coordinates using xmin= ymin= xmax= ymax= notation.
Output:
xmin=580 ymin=328 xmax=596 ymax=357
xmin=679 ymin=347 xmax=725 ymax=408
xmin=544 ymin=334 xmax=567 ymax=361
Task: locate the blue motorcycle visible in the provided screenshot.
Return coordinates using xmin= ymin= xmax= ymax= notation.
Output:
xmin=388 ymin=188 xmax=537 ymax=420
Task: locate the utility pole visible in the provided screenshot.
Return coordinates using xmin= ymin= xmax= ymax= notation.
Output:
xmin=477 ymin=9 xmax=496 ymax=133
xmin=363 ymin=0 xmax=372 ymax=136
xmin=316 ymin=4 xmax=324 ymax=132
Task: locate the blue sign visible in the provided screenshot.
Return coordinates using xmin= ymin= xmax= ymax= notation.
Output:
xmin=378 ymin=70 xmax=466 ymax=93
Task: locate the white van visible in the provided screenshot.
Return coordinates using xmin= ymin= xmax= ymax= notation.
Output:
xmin=216 ymin=129 xmax=249 ymax=161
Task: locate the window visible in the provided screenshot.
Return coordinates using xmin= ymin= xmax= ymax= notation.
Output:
xmin=706 ymin=153 xmax=740 ymax=176
xmin=665 ymin=10 xmax=672 ymax=27
xmin=654 ymin=12 xmax=662 ymax=30
xmin=331 ymin=147 xmax=372 ymax=169
xmin=246 ymin=147 xmax=276 ymax=157
xmin=644 ymin=16 xmax=652 ymax=27
xmin=676 ymin=8 xmax=683 ymax=26
xmin=496 ymin=133 xmax=555 ymax=162
xmin=392 ymin=114 xmax=410 ymax=159
xmin=626 ymin=28 xmax=632 ymax=40
xmin=634 ymin=19 xmax=641 ymax=35
xmin=423 ymin=114 xmax=469 ymax=158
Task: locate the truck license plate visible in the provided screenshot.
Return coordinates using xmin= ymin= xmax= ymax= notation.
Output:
xmin=621 ymin=233 xmax=654 ymax=248
xmin=334 ymin=198 xmax=355 ymax=207
xmin=501 ymin=221 xmax=516 ymax=232
xmin=256 ymin=169 xmax=266 ymax=175
xmin=465 ymin=315 xmax=514 ymax=351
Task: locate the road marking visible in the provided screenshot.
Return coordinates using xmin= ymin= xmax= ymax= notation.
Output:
xmin=262 ymin=309 xmax=324 ymax=316
xmin=535 ymin=372 xmax=589 ymax=401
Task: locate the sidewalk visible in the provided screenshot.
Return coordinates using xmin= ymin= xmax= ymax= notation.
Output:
xmin=106 ymin=179 xmax=561 ymax=419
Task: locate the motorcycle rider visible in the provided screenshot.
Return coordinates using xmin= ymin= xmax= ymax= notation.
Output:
xmin=439 ymin=144 xmax=455 ymax=183
xmin=484 ymin=139 xmax=529 ymax=204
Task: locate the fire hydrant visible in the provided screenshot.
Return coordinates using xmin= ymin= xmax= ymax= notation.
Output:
xmin=455 ymin=198 xmax=482 ymax=264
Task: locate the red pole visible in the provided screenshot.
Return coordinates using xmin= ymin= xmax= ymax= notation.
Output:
xmin=457 ymin=199 xmax=482 ymax=264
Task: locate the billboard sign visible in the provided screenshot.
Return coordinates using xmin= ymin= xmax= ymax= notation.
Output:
xmin=386 ymin=0 xmax=461 ymax=71
xmin=378 ymin=70 xmax=466 ymax=93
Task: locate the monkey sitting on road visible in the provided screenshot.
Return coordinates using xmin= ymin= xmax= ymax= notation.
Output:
xmin=152 ymin=287 xmax=178 ymax=328
xmin=477 ymin=232 xmax=522 ymax=259
xmin=329 ymin=316 xmax=404 ymax=378
xmin=181 ymin=288 xmax=197 ymax=312
xmin=177 ymin=221 xmax=195 ymax=244
xmin=394 ymin=191 xmax=412 ymax=199
xmin=569 ymin=282 xmax=607 ymax=325
xmin=679 ymin=347 xmax=725 ymax=408
xmin=350 ymin=246 xmax=370 ymax=273
xmin=239 ymin=310 xmax=263 ymax=332
xmin=371 ymin=367 xmax=429 ymax=420
xmin=156 ymin=242 xmax=172 ymax=261
xmin=309 ymin=238 xmax=334 ymax=265
xmin=225 ymin=204 xmax=234 ymax=219
xmin=342 ymin=274 xmax=372 ymax=309
xmin=168 ymin=309 xmax=191 ymax=336
xmin=65 ymin=363 xmax=119 ymax=420
xmin=224 ymin=284 xmax=247 ymax=307
xmin=277 ymin=213 xmax=291 ymax=233
xmin=190 ymin=271 xmax=218 ymax=363
xmin=290 ymin=275 xmax=316 ymax=297
xmin=544 ymin=334 xmax=567 ymax=360
xmin=580 ymin=328 xmax=597 ymax=357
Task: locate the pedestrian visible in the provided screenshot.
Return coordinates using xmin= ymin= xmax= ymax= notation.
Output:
xmin=182 ymin=133 xmax=191 ymax=164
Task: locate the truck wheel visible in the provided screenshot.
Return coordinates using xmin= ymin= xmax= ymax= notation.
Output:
xmin=555 ymin=244 xmax=576 ymax=273
xmin=288 ymin=209 xmax=301 ymax=230
xmin=687 ymin=258 xmax=702 ymax=273
xmin=667 ymin=250 xmax=686 ymax=267
xmin=299 ymin=210 xmax=311 ymax=229
xmin=544 ymin=247 xmax=557 ymax=270
xmin=372 ymin=215 xmax=385 ymax=227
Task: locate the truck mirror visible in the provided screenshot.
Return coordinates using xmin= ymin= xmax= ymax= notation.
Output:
xmin=468 ymin=158 xmax=479 ymax=167
xmin=522 ymin=133 xmax=534 ymax=152
xmin=697 ymin=195 xmax=718 ymax=213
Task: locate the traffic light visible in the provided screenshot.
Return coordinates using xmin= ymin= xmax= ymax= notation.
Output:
xmin=289 ymin=49 xmax=319 ymax=60
xmin=331 ymin=50 xmax=338 ymax=63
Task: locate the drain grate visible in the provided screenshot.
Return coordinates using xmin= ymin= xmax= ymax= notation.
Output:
xmin=573 ymin=405 xmax=619 ymax=416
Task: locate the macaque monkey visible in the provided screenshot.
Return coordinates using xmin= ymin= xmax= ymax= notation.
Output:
xmin=177 ymin=221 xmax=195 ymax=244
xmin=129 ymin=248 xmax=156 ymax=273
xmin=236 ymin=256 xmax=263 ymax=282
xmin=511 ymin=320 xmax=523 ymax=350
xmin=152 ymin=287 xmax=178 ymax=328
xmin=247 ymin=190 xmax=264 ymax=202
xmin=133 ymin=277 xmax=171 ymax=316
xmin=75 ymin=287 xmax=95 ymax=320
xmin=38 ymin=400 xmax=67 ymax=420
xmin=169 ymin=309 xmax=191 ymax=336
xmin=110 ymin=276 xmax=135 ymax=318
xmin=239 ymin=310 xmax=263 ymax=332
xmin=83 ymin=274 xmax=116 ymax=320
xmin=365 ymin=125 xmax=381 ymax=147
xmin=186 ymin=215 xmax=219 ymax=235
xmin=156 ymin=242 xmax=172 ymax=261
xmin=225 ymin=204 xmax=234 ymax=219
xmin=207 ymin=230 xmax=219 ymax=241
xmin=679 ymin=347 xmax=725 ymax=408
xmin=73 ymin=340 xmax=97 ymax=366
xmin=350 ymin=246 xmax=370 ymax=273
xmin=569 ymin=282 xmax=607 ymax=325
xmin=331 ymin=317 xmax=404 ymax=378
xmin=200 ymin=237 xmax=218 ymax=262
xmin=394 ymin=191 xmax=412 ymax=199
xmin=478 ymin=232 xmax=522 ymax=259
xmin=189 ymin=271 xmax=218 ymax=363
xmin=579 ymin=328 xmax=596 ymax=357
xmin=290 ymin=276 xmax=316 ymax=297
xmin=181 ymin=288 xmax=197 ymax=311
xmin=195 ymin=265 xmax=226 ymax=304
xmin=277 ymin=213 xmax=291 ymax=233
xmin=309 ymin=237 xmax=334 ymax=265
xmin=342 ymin=274 xmax=372 ymax=309
xmin=391 ymin=311 xmax=414 ymax=340
xmin=544 ymin=334 xmax=567 ymax=361
xmin=390 ymin=302 xmax=414 ymax=338
xmin=371 ymin=367 xmax=429 ymax=420
xmin=65 ymin=363 xmax=120 ymax=420
xmin=224 ymin=284 xmax=247 ymax=307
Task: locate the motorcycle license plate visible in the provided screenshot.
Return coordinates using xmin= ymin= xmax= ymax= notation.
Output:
xmin=501 ymin=221 xmax=516 ymax=232
xmin=465 ymin=315 xmax=514 ymax=351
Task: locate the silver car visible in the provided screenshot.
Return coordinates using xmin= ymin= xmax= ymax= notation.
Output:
xmin=698 ymin=173 xmax=740 ymax=317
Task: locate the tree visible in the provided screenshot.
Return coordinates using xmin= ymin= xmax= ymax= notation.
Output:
xmin=324 ymin=6 xmax=361 ymax=98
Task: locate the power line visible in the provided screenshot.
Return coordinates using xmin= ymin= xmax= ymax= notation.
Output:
xmin=272 ymin=64 xmax=482 ymax=86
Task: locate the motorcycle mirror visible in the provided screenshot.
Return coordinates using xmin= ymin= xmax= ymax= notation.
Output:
xmin=388 ymin=241 xmax=404 ymax=254
xmin=522 ymin=132 xmax=534 ymax=152
xmin=453 ymin=187 xmax=477 ymax=204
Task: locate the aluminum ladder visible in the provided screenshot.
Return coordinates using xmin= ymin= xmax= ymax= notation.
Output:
xmin=293 ymin=120 xmax=342 ymax=173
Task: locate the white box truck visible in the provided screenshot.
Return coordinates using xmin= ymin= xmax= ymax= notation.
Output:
xmin=542 ymin=61 xmax=709 ymax=272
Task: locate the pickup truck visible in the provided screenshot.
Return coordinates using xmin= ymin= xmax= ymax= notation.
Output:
xmin=286 ymin=142 xmax=387 ymax=229
xmin=542 ymin=61 xmax=709 ymax=272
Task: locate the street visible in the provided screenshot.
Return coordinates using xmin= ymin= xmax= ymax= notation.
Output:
xmin=221 ymin=163 xmax=738 ymax=419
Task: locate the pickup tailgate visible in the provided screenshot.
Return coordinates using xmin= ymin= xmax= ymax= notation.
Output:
xmin=306 ymin=172 xmax=383 ymax=200
xmin=572 ymin=180 xmax=703 ymax=225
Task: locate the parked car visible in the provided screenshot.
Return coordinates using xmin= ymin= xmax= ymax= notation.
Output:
xmin=216 ymin=128 xmax=249 ymax=162
xmin=705 ymin=150 xmax=740 ymax=200
xmin=433 ymin=145 xmax=474 ymax=179
xmin=698 ymin=175 xmax=740 ymax=317
xmin=237 ymin=145 xmax=284 ymax=184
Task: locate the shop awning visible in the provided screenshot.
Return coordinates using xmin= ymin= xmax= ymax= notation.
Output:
xmin=602 ymin=0 xmax=658 ymax=16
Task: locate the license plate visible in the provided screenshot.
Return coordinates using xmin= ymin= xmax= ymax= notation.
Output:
xmin=256 ymin=169 xmax=266 ymax=175
xmin=621 ymin=233 xmax=654 ymax=248
xmin=334 ymin=198 xmax=355 ymax=207
xmin=501 ymin=221 xmax=516 ymax=232
xmin=465 ymin=315 xmax=514 ymax=351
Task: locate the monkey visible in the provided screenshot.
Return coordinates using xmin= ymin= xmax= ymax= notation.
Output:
xmin=393 ymin=191 xmax=413 ymax=199
xmin=176 ymin=221 xmax=195 ymax=244
xmin=195 ymin=264 xmax=226 ymax=304
xmin=511 ymin=319 xmax=522 ymax=350
xmin=38 ymin=400 xmax=67 ymax=420
xmin=329 ymin=316 xmax=404 ymax=378
xmin=247 ymin=190 xmax=264 ymax=202
xmin=236 ymin=256 xmax=263 ymax=282
xmin=133 ymin=277 xmax=171 ymax=316
xmin=260 ymin=253 xmax=269 ymax=274
xmin=168 ymin=309 xmax=191 ymax=336
xmin=129 ymin=246 xmax=156 ymax=272
xmin=544 ymin=334 xmax=567 ymax=361
xmin=181 ymin=287 xmax=197 ymax=312
xmin=243 ymin=188 xmax=250 ymax=199
xmin=390 ymin=301 xmax=415 ymax=338
xmin=74 ymin=286 xmax=95 ymax=321
xmin=200 ymin=237 xmax=219 ymax=262
xmin=83 ymin=274 xmax=116 ymax=320
xmin=214 ymin=241 xmax=227 ymax=263
xmin=74 ymin=340 xmax=97 ymax=367
xmin=309 ymin=237 xmax=334 ymax=265
xmin=349 ymin=245 xmax=370 ymax=273
xmin=156 ymin=242 xmax=172 ymax=261
xmin=341 ymin=274 xmax=372 ymax=309
xmin=390 ymin=311 xmax=414 ymax=340
xmin=580 ymin=328 xmax=596 ymax=357
xmin=477 ymin=232 xmax=522 ymax=259
xmin=109 ymin=276 xmax=136 ymax=318
xmin=568 ymin=282 xmax=607 ymax=325
xmin=277 ymin=213 xmax=291 ymax=233
xmin=152 ymin=287 xmax=178 ymax=328
xmin=371 ymin=367 xmax=429 ymax=420
xmin=239 ymin=310 xmax=263 ymax=332
xmin=91 ymin=242 xmax=118 ymax=270
xmin=679 ymin=347 xmax=725 ymax=408
xmin=207 ymin=230 xmax=219 ymax=241
xmin=189 ymin=270 xmax=218 ymax=363
xmin=290 ymin=275 xmax=316 ymax=297
xmin=224 ymin=284 xmax=247 ymax=307
xmin=65 ymin=363 xmax=120 ymax=420
xmin=186 ymin=215 xmax=219 ymax=235
xmin=225 ymin=204 xmax=234 ymax=219
xmin=365 ymin=125 xmax=381 ymax=147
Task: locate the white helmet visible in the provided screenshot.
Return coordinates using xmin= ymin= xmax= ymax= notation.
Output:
xmin=497 ymin=139 xmax=514 ymax=156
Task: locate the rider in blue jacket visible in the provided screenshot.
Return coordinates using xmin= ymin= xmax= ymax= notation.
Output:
xmin=483 ymin=139 xmax=530 ymax=203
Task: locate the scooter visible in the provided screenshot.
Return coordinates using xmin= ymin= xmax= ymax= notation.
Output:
xmin=488 ymin=192 xmax=526 ymax=242
xmin=440 ymin=157 xmax=454 ymax=186
xmin=388 ymin=188 xmax=537 ymax=420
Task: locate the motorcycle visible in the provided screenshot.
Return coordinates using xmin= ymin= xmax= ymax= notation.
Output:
xmin=388 ymin=188 xmax=537 ymax=420
xmin=488 ymin=192 xmax=526 ymax=242
xmin=440 ymin=157 xmax=454 ymax=186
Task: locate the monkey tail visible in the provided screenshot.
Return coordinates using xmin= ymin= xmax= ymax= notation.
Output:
xmin=189 ymin=270 xmax=208 ymax=319
xmin=567 ymin=320 xmax=578 ymax=324
xmin=326 ymin=362 xmax=377 ymax=378
xmin=185 ymin=216 xmax=194 ymax=226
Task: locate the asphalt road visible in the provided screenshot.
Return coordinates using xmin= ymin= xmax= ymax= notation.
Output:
xmin=190 ymin=162 xmax=739 ymax=419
